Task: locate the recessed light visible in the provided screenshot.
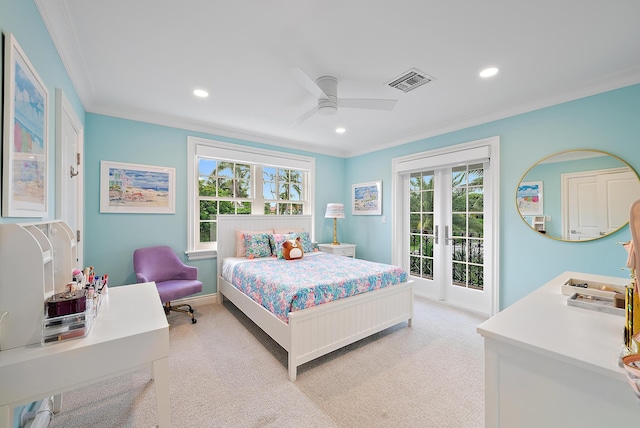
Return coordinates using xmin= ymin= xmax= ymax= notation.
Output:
xmin=336 ymin=127 xmax=346 ymax=134
xmin=479 ymin=67 xmax=499 ymax=78
xmin=193 ymin=89 xmax=209 ymax=97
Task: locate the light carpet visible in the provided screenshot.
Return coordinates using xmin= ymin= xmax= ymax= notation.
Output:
xmin=49 ymin=297 xmax=487 ymax=427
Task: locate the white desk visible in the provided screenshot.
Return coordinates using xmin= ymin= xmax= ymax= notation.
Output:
xmin=0 ymin=282 xmax=170 ymax=428
xmin=477 ymin=272 xmax=640 ymax=427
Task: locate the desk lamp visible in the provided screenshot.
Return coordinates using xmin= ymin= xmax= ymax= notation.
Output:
xmin=325 ymin=203 xmax=345 ymax=245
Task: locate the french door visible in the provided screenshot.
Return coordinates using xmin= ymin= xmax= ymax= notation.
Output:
xmin=392 ymin=138 xmax=499 ymax=316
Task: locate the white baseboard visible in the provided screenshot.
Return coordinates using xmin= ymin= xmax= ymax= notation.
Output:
xmin=171 ymin=293 xmax=218 ymax=307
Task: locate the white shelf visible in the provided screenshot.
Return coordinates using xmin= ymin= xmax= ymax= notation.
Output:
xmin=0 ymin=221 xmax=77 ymax=351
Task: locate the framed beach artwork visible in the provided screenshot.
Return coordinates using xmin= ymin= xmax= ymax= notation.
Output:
xmin=352 ymin=180 xmax=382 ymax=215
xmin=2 ymin=33 xmax=49 ymax=217
xmin=100 ymin=161 xmax=176 ymax=214
xmin=517 ymin=181 xmax=543 ymax=216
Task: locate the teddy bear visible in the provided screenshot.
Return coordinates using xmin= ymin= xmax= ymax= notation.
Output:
xmin=282 ymin=237 xmax=304 ymax=260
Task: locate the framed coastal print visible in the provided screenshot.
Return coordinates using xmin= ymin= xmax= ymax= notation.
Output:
xmin=516 ymin=181 xmax=543 ymax=216
xmin=2 ymin=33 xmax=49 ymax=217
xmin=352 ymin=180 xmax=382 ymax=215
xmin=100 ymin=161 xmax=176 ymax=214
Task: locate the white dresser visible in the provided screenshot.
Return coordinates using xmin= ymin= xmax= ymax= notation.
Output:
xmin=477 ymin=271 xmax=640 ymax=427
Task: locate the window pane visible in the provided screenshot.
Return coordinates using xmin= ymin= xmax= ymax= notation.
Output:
xmin=422 ymin=190 xmax=433 ymax=212
xmin=279 ymin=183 xmax=289 ymax=200
xmin=421 ymin=258 xmax=433 ymax=279
xmin=199 ymin=221 xmax=216 ymax=243
xmin=237 ymin=179 xmax=251 ymax=198
xmin=469 ymin=239 xmax=484 ymax=264
xmin=469 ymin=265 xmax=484 ymax=290
xmin=421 ymin=172 xmax=433 ymax=189
xmin=422 ymin=236 xmax=433 ymax=257
xmin=289 ymin=184 xmax=301 ymax=201
xmin=410 ymin=213 xmax=421 ymax=231
xmin=217 ymin=162 xmax=233 ymax=177
xmin=218 ymin=177 xmax=233 ymax=196
xmin=236 ymin=201 xmax=251 ymax=214
xmin=410 ymin=234 xmax=420 ymax=255
xmin=410 ymin=256 xmax=420 ymax=276
xmin=264 ymin=202 xmax=276 ymax=214
xmin=291 ymin=203 xmax=303 ymax=214
xmin=452 ymin=238 xmax=467 ymax=262
xmin=219 ymin=200 xmax=235 ymax=214
xmin=469 ymin=214 xmax=484 ymax=238
xmin=422 ymin=214 xmax=434 ymax=234
xmin=198 ymin=159 xmax=217 ymax=196
xmin=199 ymin=200 xmax=217 ymax=220
xmin=410 ymin=173 xmax=421 ymax=191
xmin=452 ymin=187 xmax=466 ymax=211
xmin=469 ymin=186 xmax=483 ymax=212
xmin=452 ymin=262 xmax=466 ymax=286
xmin=452 ymin=213 xmax=467 ymax=237
xmin=235 ymin=163 xmax=250 ymax=179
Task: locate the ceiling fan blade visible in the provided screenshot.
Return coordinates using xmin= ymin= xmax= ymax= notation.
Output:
xmin=289 ymin=106 xmax=318 ymax=127
xmin=292 ymin=67 xmax=328 ymax=99
xmin=338 ymin=98 xmax=397 ymax=111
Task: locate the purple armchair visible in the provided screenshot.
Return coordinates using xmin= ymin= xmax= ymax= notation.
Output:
xmin=133 ymin=246 xmax=203 ymax=324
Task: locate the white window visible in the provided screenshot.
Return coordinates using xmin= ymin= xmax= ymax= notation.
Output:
xmin=187 ymin=137 xmax=315 ymax=259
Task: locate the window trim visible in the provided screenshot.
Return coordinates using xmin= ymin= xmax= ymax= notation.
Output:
xmin=187 ymin=137 xmax=315 ymax=259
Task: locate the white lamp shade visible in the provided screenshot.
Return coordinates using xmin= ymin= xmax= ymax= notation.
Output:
xmin=325 ymin=203 xmax=345 ymax=219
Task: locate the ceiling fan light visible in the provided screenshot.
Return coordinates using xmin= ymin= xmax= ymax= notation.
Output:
xmin=318 ymin=104 xmax=337 ymax=115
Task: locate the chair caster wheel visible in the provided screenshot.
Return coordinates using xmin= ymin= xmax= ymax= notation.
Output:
xmin=191 ymin=318 xmax=197 ymax=324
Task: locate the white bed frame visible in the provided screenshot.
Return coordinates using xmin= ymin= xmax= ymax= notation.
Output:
xmin=216 ymin=215 xmax=413 ymax=381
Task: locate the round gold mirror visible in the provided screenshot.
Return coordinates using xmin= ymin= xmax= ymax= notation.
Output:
xmin=516 ymin=149 xmax=640 ymax=241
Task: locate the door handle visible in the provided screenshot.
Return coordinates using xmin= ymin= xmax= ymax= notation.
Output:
xmin=70 ymin=165 xmax=79 ymax=178
xmin=444 ymin=225 xmax=454 ymax=245
xmin=434 ymin=225 xmax=439 ymax=244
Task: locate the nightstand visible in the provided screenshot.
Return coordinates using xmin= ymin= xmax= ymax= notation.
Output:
xmin=317 ymin=243 xmax=356 ymax=258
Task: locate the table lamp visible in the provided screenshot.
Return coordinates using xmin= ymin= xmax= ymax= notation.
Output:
xmin=325 ymin=203 xmax=345 ymax=245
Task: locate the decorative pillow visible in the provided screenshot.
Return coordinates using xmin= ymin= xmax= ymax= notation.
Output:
xmin=270 ymin=233 xmax=297 ymax=259
xmin=235 ymin=229 xmax=272 ymax=257
xmin=289 ymin=231 xmax=313 ymax=253
xmin=282 ymin=237 xmax=304 ymax=260
xmin=244 ymin=233 xmax=272 ymax=259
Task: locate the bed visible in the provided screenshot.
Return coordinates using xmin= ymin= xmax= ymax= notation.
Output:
xmin=216 ymin=214 xmax=413 ymax=381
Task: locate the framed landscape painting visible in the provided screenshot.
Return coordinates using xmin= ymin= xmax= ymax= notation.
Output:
xmin=352 ymin=180 xmax=382 ymax=215
xmin=100 ymin=161 xmax=176 ymax=214
xmin=517 ymin=181 xmax=543 ymax=216
xmin=2 ymin=33 xmax=49 ymax=217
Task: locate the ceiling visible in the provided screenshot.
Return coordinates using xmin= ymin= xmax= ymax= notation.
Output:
xmin=36 ymin=0 xmax=640 ymax=157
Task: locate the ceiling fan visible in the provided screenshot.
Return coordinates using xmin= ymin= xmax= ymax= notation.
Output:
xmin=290 ymin=67 xmax=398 ymax=127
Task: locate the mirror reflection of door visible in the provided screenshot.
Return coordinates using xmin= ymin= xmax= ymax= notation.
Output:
xmin=564 ymin=168 xmax=640 ymax=240
xmin=517 ymin=150 xmax=640 ymax=241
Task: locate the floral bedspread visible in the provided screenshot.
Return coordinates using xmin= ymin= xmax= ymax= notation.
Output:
xmin=230 ymin=252 xmax=407 ymax=323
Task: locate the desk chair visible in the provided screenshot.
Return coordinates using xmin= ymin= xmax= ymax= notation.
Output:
xmin=133 ymin=246 xmax=203 ymax=324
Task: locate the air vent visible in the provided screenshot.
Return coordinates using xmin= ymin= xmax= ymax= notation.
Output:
xmin=386 ymin=68 xmax=434 ymax=93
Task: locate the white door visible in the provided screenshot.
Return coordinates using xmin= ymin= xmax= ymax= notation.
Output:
xmin=55 ymin=89 xmax=84 ymax=268
xmin=408 ymin=163 xmax=490 ymax=313
xmin=393 ymin=137 xmax=499 ymax=316
xmin=565 ymin=168 xmax=640 ymax=240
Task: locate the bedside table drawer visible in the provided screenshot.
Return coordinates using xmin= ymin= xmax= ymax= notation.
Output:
xmin=317 ymin=243 xmax=356 ymax=258
xmin=333 ymin=247 xmax=355 ymax=257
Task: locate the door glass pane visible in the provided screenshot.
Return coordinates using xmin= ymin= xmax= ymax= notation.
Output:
xmin=408 ymin=170 xmax=434 ymax=280
xmin=450 ymin=164 xmax=485 ymax=290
